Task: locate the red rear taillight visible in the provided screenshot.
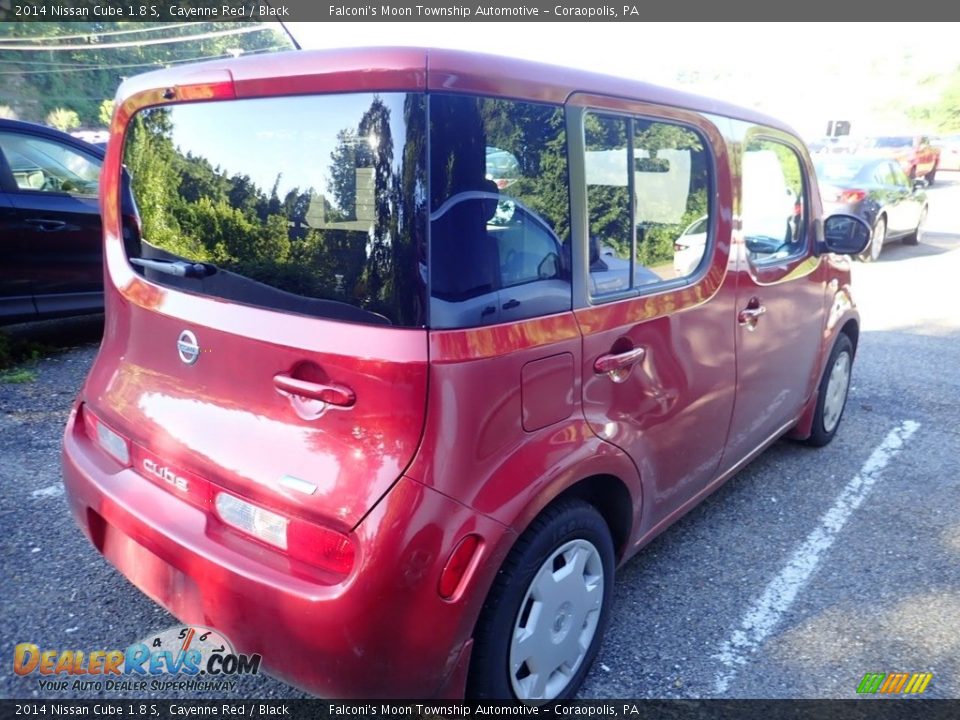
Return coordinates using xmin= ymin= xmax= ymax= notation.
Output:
xmin=839 ymin=189 xmax=868 ymax=203
xmin=214 ymin=491 xmax=355 ymax=576
xmin=288 ymin=521 xmax=356 ymax=576
xmin=824 ymin=186 xmax=867 ymax=203
xmin=439 ymin=534 xmax=482 ymax=599
xmin=81 ymin=406 xmax=131 ymax=467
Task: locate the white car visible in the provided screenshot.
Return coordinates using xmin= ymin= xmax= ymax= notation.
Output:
xmin=673 ymin=215 xmax=709 ymax=276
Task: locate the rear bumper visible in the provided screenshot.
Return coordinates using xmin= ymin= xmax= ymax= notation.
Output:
xmin=62 ymin=406 xmax=512 ymax=698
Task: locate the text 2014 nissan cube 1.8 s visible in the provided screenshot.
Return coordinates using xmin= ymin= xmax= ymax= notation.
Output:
xmin=62 ymin=48 xmax=872 ymax=701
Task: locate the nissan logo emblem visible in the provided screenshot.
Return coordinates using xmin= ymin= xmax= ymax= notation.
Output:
xmin=177 ymin=330 xmax=200 ymax=365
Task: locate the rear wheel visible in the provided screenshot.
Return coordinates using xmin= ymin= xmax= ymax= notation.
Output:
xmin=467 ymin=500 xmax=615 ymax=701
xmin=859 ymin=215 xmax=885 ymax=262
xmin=903 ymin=205 xmax=927 ymax=246
xmin=806 ymin=333 xmax=854 ymax=447
xmin=926 ymin=165 xmax=938 ymax=186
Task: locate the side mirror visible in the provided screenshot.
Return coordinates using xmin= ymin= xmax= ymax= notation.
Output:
xmin=823 ymin=213 xmax=871 ymax=255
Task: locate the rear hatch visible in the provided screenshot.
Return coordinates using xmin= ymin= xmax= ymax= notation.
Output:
xmin=88 ymin=72 xmax=429 ymax=534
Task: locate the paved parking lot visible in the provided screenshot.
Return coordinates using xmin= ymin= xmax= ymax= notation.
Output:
xmin=2 ymin=174 xmax=958 ymax=700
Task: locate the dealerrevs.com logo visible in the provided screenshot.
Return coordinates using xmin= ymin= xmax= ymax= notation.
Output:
xmin=14 ymin=626 xmax=261 ymax=693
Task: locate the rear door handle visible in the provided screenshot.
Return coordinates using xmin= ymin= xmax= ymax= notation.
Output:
xmin=738 ymin=304 xmax=767 ymax=329
xmin=594 ymin=347 xmax=646 ymax=383
xmin=25 ymin=218 xmax=67 ymax=231
xmin=273 ymin=373 xmax=355 ymax=408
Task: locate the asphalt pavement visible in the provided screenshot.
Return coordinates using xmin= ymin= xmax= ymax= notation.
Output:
xmin=1 ymin=174 xmax=958 ymax=701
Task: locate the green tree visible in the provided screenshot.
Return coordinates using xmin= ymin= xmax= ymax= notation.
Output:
xmin=906 ymin=66 xmax=960 ymax=132
xmin=0 ymin=22 xmax=292 ymax=125
xmin=46 ymin=107 xmax=80 ymax=131
xmin=0 ymin=105 xmax=17 ymax=120
xmin=97 ymin=99 xmax=115 ymax=127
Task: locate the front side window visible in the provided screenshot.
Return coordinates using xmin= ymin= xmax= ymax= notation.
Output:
xmin=742 ymin=138 xmax=806 ymax=262
xmin=123 ymin=93 xmax=426 ymax=327
xmin=584 ymin=113 xmax=712 ymax=298
xmin=429 ymin=94 xmax=571 ymax=329
xmin=0 ymin=132 xmax=100 ymax=195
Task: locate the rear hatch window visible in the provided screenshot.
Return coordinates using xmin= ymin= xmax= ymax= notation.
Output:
xmin=122 ymin=93 xmax=426 ymax=327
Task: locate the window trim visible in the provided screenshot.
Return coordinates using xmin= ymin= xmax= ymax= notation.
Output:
xmin=571 ymin=103 xmax=719 ymax=308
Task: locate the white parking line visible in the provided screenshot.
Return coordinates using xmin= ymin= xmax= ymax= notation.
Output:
xmin=712 ymin=419 xmax=920 ymax=694
xmin=30 ymin=483 xmax=64 ymax=499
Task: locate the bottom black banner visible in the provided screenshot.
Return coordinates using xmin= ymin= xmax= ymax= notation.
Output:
xmin=2 ymin=700 xmax=960 ymax=720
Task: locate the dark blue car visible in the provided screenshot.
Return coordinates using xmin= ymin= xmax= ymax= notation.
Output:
xmin=0 ymin=119 xmax=138 ymax=324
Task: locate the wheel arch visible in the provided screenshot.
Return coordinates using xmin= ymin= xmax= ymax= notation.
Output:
xmin=840 ymin=316 xmax=860 ymax=357
xmin=788 ymin=308 xmax=859 ymax=440
xmin=547 ymin=474 xmax=634 ymax=563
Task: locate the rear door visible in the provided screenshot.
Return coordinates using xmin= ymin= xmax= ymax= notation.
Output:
xmin=721 ymin=128 xmax=825 ymax=473
xmin=570 ymin=96 xmax=737 ymax=534
xmin=877 ymin=161 xmax=911 ymax=234
xmin=0 ymin=129 xmax=103 ymax=317
xmin=93 ymin=89 xmax=431 ymax=530
xmin=0 ymin=157 xmax=37 ymax=321
xmin=889 ymin=162 xmax=925 ymax=231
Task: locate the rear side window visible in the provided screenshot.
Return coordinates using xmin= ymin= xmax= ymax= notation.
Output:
xmin=584 ymin=113 xmax=713 ymax=298
xmin=122 ymin=93 xmax=426 ymax=327
xmin=429 ymin=94 xmax=571 ymax=329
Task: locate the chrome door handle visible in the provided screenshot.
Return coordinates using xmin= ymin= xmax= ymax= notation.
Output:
xmin=738 ymin=304 xmax=767 ymax=330
xmin=594 ymin=347 xmax=646 ymax=383
xmin=25 ymin=218 xmax=67 ymax=231
xmin=273 ymin=373 xmax=355 ymax=408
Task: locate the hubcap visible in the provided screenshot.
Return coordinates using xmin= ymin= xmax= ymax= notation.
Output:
xmin=870 ymin=220 xmax=885 ymax=260
xmin=823 ymin=350 xmax=851 ymax=433
xmin=509 ymin=539 xmax=604 ymax=701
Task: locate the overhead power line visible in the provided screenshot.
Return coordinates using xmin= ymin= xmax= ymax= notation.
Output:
xmin=0 ymin=45 xmax=290 ymax=75
xmin=0 ymin=22 xmax=203 ymax=43
xmin=0 ymin=25 xmax=274 ymax=52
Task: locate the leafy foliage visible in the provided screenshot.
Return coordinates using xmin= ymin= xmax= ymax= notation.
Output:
xmin=906 ymin=66 xmax=960 ymax=132
xmin=45 ymin=107 xmax=80 ymax=131
xmin=0 ymin=22 xmax=290 ymax=126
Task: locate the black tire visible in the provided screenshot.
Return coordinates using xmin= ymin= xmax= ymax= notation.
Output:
xmin=859 ymin=215 xmax=885 ymax=262
xmin=926 ymin=165 xmax=937 ymax=186
xmin=467 ymin=500 xmax=615 ymax=701
xmin=903 ymin=205 xmax=926 ymax=246
xmin=806 ymin=333 xmax=855 ymax=447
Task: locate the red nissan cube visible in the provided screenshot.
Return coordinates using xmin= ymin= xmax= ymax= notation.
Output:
xmin=62 ymin=48 xmax=871 ymax=701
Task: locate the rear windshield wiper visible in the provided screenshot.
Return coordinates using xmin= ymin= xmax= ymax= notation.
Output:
xmin=130 ymin=258 xmax=216 ymax=279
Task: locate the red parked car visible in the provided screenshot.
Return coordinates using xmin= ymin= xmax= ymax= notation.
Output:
xmin=61 ymin=48 xmax=870 ymax=701
xmin=864 ymin=134 xmax=941 ymax=184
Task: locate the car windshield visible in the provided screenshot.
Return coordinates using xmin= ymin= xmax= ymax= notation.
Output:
xmin=869 ymin=136 xmax=913 ymax=149
xmin=815 ymin=159 xmax=867 ymax=183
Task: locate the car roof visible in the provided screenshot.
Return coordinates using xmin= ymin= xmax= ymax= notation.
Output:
xmin=116 ymin=47 xmax=798 ymax=136
xmin=0 ymin=118 xmax=105 ymax=159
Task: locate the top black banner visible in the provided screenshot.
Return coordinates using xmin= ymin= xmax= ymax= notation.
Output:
xmin=2 ymin=0 xmax=958 ymax=21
